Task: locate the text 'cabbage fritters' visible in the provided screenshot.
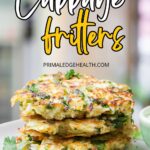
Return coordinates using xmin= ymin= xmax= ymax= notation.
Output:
xmin=22 ymin=113 xmax=132 ymax=138
xmin=11 ymin=71 xmax=134 ymax=120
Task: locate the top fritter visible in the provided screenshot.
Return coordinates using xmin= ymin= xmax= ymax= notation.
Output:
xmin=11 ymin=70 xmax=134 ymax=120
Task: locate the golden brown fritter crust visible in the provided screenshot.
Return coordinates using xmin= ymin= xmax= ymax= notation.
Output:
xmin=22 ymin=115 xmax=133 ymax=138
xmin=11 ymin=72 xmax=134 ymax=120
xmin=17 ymin=131 xmax=131 ymax=150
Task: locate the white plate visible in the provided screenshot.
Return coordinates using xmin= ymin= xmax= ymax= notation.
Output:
xmin=0 ymin=120 xmax=24 ymax=149
xmin=0 ymin=120 xmax=149 ymax=150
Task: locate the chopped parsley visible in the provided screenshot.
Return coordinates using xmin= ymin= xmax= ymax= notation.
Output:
xmin=93 ymin=99 xmax=107 ymax=106
xmin=64 ymin=89 xmax=68 ymax=95
xmin=36 ymin=93 xmax=51 ymax=100
xmin=127 ymin=88 xmax=133 ymax=94
xmin=132 ymin=129 xmax=142 ymax=140
xmin=102 ymin=103 xmax=109 ymax=108
xmin=112 ymin=113 xmax=128 ymax=128
xmin=46 ymin=103 xmax=53 ymax=109
xmin=53 ymin=78 xmax=61 ymax=84
xmin=74 ymin=89 xmax=82 ymax=95
xmin=27 ymin=135 xmax=32 ymax=141
xmin=3 ymin=137 xmax=17 ymax=150
xmin=62 ymin=97 xmax=70 ymax=109
xmin=26 ymin=84 xmax=38 ymax=93
xmin=65 ymin=69 xmax=81 ymax=80
xmin=86 ymin=86 xmax=93 ymax=92
xmin=80 ymin=92 xmax=85 ymax=100
xmin=108 ymin=81 xmax=116 ymax=87
xmin=91 ymin=140 xmax=105 ymax=150
xmin=62 ymin=100 xmax=69 ymax=107
xmin=96 ymin=143 xmax=105 ymax=150
xmin=95 ymin=128 xmax=101 ymax=133
xmin=73 ymin=137 xmax=82 ymax=141
xmin=74 ymin=89 xmax=86 ymax=100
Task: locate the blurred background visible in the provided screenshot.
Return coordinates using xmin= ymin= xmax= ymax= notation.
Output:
xmin=0 ymin=0 xmax=150 ymax=125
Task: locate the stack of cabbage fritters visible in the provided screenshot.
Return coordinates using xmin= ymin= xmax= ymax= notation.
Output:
xmin=11 ymin=70 xmax=135 ymax=150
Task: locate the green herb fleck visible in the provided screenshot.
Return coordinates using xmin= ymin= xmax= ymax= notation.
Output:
xmin=95 ymin=128 xmax=101 ymax=133
xmin=91 ymin=140 xmax=105 ymax=150
xmin=80 ymin=92 xmax=85 ymax=100
xmin=62 ymin=98 xmax=70 ymax=110
xmin=132 ymin=129 xmax=142 ymax=140
xmin=127 ymin=88 xmax=133 ymax=94
xmin=74 ymin=89 xmax=85 ymax=100
xmin=112 ymin=113 xmax=128 ymax=128
xmin=65 ymin=69 xmax=81 ymax=80
xmin=36 ymin=93 xmax=50 ymax=100
xmin=73 ymin=137 xmax=82 ymax=141
xmin=108 ymin=81 xmax=116 ymax=87
xmin=86 ymin=86 xmax=93 ymax=92
xmin=93 ymin=99 xmax=105 ymax=105
xmin=19 ymin=102 xmax=23 ymax=107
xmin=27 ymin=84 xmax=38 ymax=93
xmin=74 ymin=89 xmax=82 ymax=95
xmin=3 ymin=137 xmax=17 ymax=150
xmin=62 ymin=100 xmax=69 ymax=107
xmin=64 ymin=89 xmax=68 ymax=95
xmin=27 ymin=135 xmax=32 ymax=141
xmin=96 ymin=143 xmax=105 ymax=150
xmin=43 ymin=95 xmax=50 ymax=99
xmin=53 ymin=77 xmax=61 ymax=84
xmin=102 ymin=104 xmax=109 ymax=108
xmin=46 ymin=103 xmax=53 ymax=109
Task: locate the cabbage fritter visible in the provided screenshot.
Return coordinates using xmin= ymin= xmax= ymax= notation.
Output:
xmin=11 ymin=71 xmax=134 ymax=120
xmin=22 ymin=114 xmax=132 ymax=138
xmin=17 ymin=132 xmax=131 ymax=150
